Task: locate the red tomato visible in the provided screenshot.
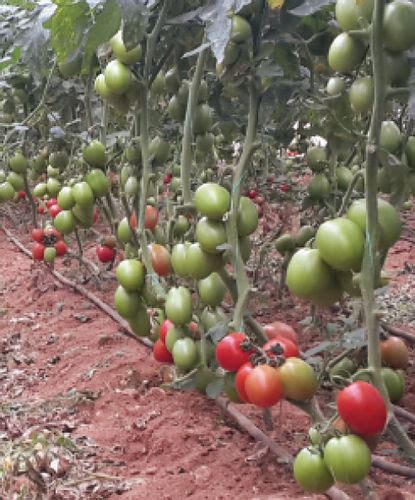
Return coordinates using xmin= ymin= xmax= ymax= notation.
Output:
xmin=96 ymin=245 xmax=116 ymax=263
xmin=31 ymin=228 xmax=44 ymax=243
xmin=46 ymin=198 xmax=57 ymax=208
xmin=188 ymin=321 xmax=199 ymax=335
xmin=93 ymin=207 xmax=99 ymax=225
xmin=54 ymin=240 xmax=68 ymax=256
xmin=48 ymin=204 xmax=62 ymax=218
xmin=235 ymin=362 xmax=254 ymax=402
xmin=247 ymin=190 xmax=257 ymax=199
xmin=163 ymin=175 xmax=171 ymax=185
xmin=145 ymin=205 xmax=159 ymax=231
xmin=148 ymin=243 xmax=171 ymax=277
xmin=337 ymin=381 xmax=387 ymax=436
xmin=44 ymin=226 xmax=61 ymax=240
xmin=37 ymin=204 xmax=46 ymax=214
xmin=18 ymin=191 xmax=26 ymax=200
xmin=279 ymin=183 xmax=290 ymax=193
xmin=264 ymin=337 xmax=300 ymax=358
xmin=130 ymin=212 xmax=137 ymax=229
xmin=263 ymin=321 xmax=298 ymax=345
xmin=153 ymin=339 xmax=173 ymax=363
xmin=244 ymin=364 xmax=284 ymax=408
xmin=32 ymin=242 xmax=45 ymax=261
xmin=255 ymin=196 xmax=264 ymax=206
xmin=215 ymin=332 xmax=253 ymax=372
xmin=159 ymin=319 xmax=175 ymax=344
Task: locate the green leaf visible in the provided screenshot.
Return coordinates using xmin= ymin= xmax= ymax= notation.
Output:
xmin=206 ymin=377 xmax=224 ymax=399
xmin=46 ymin=0 xmax=90 ymax=66
xmin=206 ymin=323 xmax=228 ymax=344
xmin=289 ymin=0 xmax=335 ymax=16
xmin=82 ymin=0 xmax=121 ymax=73
xmin=117 ymin=0 xmax=148 ymax=50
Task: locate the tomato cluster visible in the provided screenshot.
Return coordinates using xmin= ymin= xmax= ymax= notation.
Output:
xmin=31 ymin=225 xmax=67 ymax=263
xmin=215 ymin=322 xmax=317 ymax=408
xmin=286 ymin=199 xmax=401 ymax=306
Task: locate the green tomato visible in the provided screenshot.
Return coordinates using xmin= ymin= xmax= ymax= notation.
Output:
xmin=196 ymin=133 xmax=214 ymax=153
xmin=49 ymin=151 xmax=69 ymax=170
xmin=9 ymin=152 xmax=28 ymax=174
xmin=335 ymin=0 xmax=374 ymax=31
xmin=71 ymin=203 xmax=94 ymax=228
xmin=198 ymin=272 xmax=226 ymax=307
xmin=165 ymin=326 xmax=184 ymax=353
xmin=328 ymin=33 xmax=366 ymax=73
xmin=128 ymin=302 xmax=151 ymax=337
xmin=200 ymin=307 xmax=227 ymax=332
xmin=150 ymin=72 xmax=166 ymax=95
xmin=149 ymin=136 xmax=170 ymax=165
xmin=57 ymin=186 xmax=75 ymax=210
xmin=117 ymin=217 xmax=133 ymax=244
xmin=316 ymin=217 xmax=364 ymax=272
xmin=193 ymin=104 xmax=213 ymax=135
xmin=171 ymin=243 xmax=190 ymax=277
xmin=349 ymin=76 xmax=374 ymax=113
xmin=230 ymin=15 xmax=252 ymax=43
xmin=7 ymin=172 xmax=24 ymax=191
xmin=380 ymin=120 xmax=402 ymax=153
xmin=337 ymin=271 xmax=362 ymax=297
xmin=85 ymin=169 xmax=109 ymax=198
xmin=385 ymin=50 xmax=411 ymax=87
xmin=114 ymin=285 xmax=141 ymax=319
xmin=186 ymin=243 xmax=223 ymax=280
xmin=83 ymin=140 xmax=106 ymax=168
xmin=172 ymin=337 xmax=198 ymax=371
xmin=0 ymin=181 xmax=15 ymax=202
xmin=173 ymin=215 xmax=190 ymax=238
xmin=72 ymin=181 xmax=94 ymax=207
xmin=286 ymin=248 xmax=338 ymax=303
xmin=44 ymin=247 xmax=57 ymax=263
xmin=194 ymin=183 xmax=230 ymax=220
xmin=104 ymin=60 xmax=132 ymax=95
xmin=383 ymin=0 xmax=415 ymax=52
xmin=116 ymin=259 xmax=145 ymax=291
xmin=54 ymin=210 xmax=76 ymax=234
xmin=237 ymin=196 xmax=258 ymax=237
xmin=47 ymin=177 xmax=62 ymax=197
xmin=274 ymin=234 xmax=296 ymax=254
xmin=306 ymin=146 xmax=327 ymax=172
xmin=346 ymin=197 xmax=402 ymax=249
xmin=329 ymin=357 xmax=357 ymax=378
xmin=47 ymin=165 xmax=60 ymax=178
xmin=165 ymin=286 xmax=193 ymax=326
xmin=294 ymin=447 xmax=334 ymax=493
xmin=95 ymin=73 xmax=112 ymax=99
xmin=336 ymin=166 xmax=354 ymax=191
xmin=110 ymin=31 xmax=142 ymax=65
xmin=177 ymin=80 xmax=190 ymax=106
xmin=382 ymin=367 xmax=405 ymax=403
xmin=323 ymin=435 xmax=371 ymax=485
xmin=165 ymin=66 xmax=181 ymax=94
xmin=326 ymin=77 xmax=345 ymax=96
xmin=167 ymin=95 xmax=186 ymax=122
xmin=196 ymin=217 xmax=227 ymax=254
xmin=295 ymin=226 xmax=315 ymax=247
xmin=307 ymin=174 xmax=330 ymax=199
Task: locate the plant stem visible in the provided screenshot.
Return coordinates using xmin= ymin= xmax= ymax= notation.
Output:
xmin=363 ymin=0 xmax=415 ymax=459
xmin=137 ymin=1 xmax=168 ymax=300
xmin=180 ymin=46 xmax=207 ymax=204
xmin=23 ymin=172 xmax=37 ymax=227
xmin=227 ymin=79 xmax=259 ymax=330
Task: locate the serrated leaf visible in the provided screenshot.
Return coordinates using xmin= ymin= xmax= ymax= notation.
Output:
xmin=288 ymin=0 xmax=335 ymax=16
xmin=82 ymin=0 xmax=121 ymax=72
xmin=117 ymin=0 xmax=147 ymax=50
xmin=302 ymin=340 xmax=332 ymax=358
xmin=206 ymin=323 xmax=228 ymax=344
xmin=206 ymin=377 xmax=224 ymax=399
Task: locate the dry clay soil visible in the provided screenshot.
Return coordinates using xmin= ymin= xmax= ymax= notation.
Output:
xmin=0 ymin=210 xmax=415 ymax=500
